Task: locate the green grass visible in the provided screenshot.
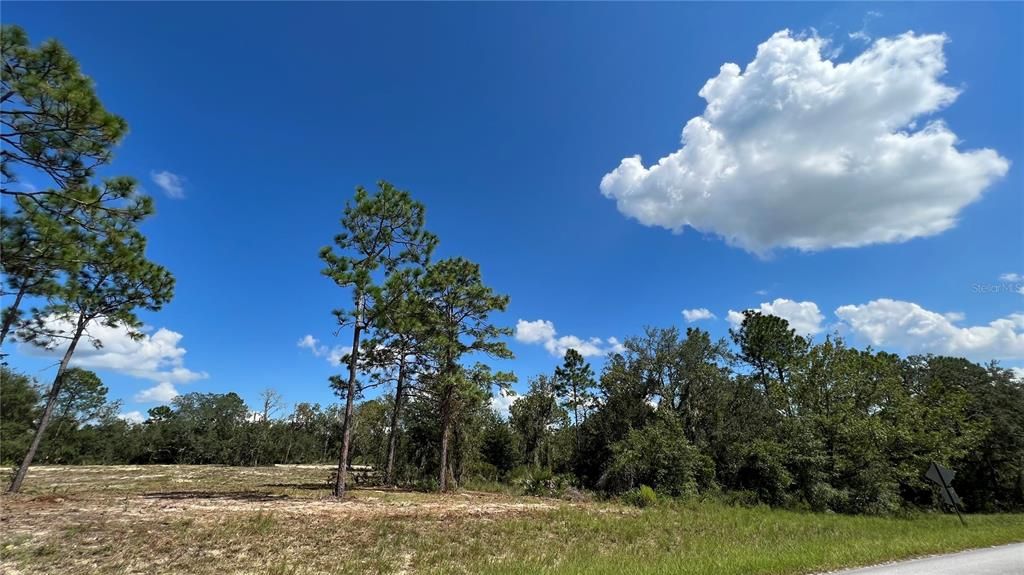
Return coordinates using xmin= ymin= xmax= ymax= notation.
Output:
xmin=458 ymin=502 xmax=1023 ymax=575
xmin=1 ymin=465 xmax=1021 ymax=574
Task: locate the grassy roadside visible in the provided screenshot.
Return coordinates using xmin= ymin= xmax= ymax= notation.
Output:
xmin=1 ymin=466 xmax=1021 ymax=575
xmin=467 ymin=503 xmax=1024 ymax=575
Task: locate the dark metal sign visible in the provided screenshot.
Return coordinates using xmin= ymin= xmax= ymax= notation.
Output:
xmin=925 ymin=462 xmax=965 ymax=526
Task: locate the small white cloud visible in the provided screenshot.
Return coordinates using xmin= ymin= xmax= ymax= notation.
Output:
xmin=848 ymin=11 xmax=883 ymax=45
xmin=297 ymin=334 xmax=351 ymax=366
xmin=999 ymin=273 xmax=1023 ymax=282
xmin=727 ymin=298 xmax=825 ymax=335
xmin=835 ymin=299 xmax=1024 ymax=361
xmin=298 ymin=334 xmax=323 ymax=353
xmin=514 ymin=320 xmax=557 ymax=344
xmin=606 ymin=337 xmax=626 ymax=355
xmin=327 ymin=346 xmax=352 ymax=366
xmin=134 ymin=381 xmax=179 ymax=404
xmin=600 ymin=30 xmax=1009 ymax=255
xmin=150 ymin=170 xmax=186 ymax=199
xmin=515 ymin=319 xmax=624 ymax=358
xmin=682 ymin=308 xmax=716 ymax=323
xmin=848 ymin=30 xmax=871 ymax=43
xmin=490 ymin=389 xmax=520 ymax=419
xmin=118 ymin=411 xmax=146 ymax=424
xmin=19 ymin=316 xmax=207 ymax=383
xmin=755 ymin=289 xmax=769 ymax=296
xmin=546 ymin=335 xmax=605 ymax=358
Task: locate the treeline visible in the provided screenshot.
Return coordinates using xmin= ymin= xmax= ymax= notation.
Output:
xmin=3 ymin=316 xmax=1023 ymax=514
xmin=0 ymin=371 xmax=345 ymax=468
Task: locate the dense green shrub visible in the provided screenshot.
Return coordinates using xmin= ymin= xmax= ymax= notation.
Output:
xmin=622 ymin=485 xmax=658 ymax=508
xmin=513 ymin=467 xmax=576 ymax=497
xmin=604 ymin=414 xmax=713 ymax=497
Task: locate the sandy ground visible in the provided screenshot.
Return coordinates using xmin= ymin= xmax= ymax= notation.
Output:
xmin=0 ymin=465 xmax=562 ymax=540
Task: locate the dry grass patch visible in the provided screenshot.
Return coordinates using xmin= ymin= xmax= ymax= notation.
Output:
xmin=1 ymin=465 xmax=1021 ymax=575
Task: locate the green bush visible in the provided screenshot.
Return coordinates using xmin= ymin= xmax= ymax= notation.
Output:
xmin=623 ymin=485 xmax=658 ymax=508
xmin=732 ymin=439 xmax=794 ymax=507
xmin=604 ymin=413 xmax=711 ymax=497
xmin=514 ymin=467 xmax=576 ymax=497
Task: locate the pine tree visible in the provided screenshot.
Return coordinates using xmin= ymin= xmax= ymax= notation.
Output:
xmin=416 ymin=258 xmax=514 ymax=491
xmin=319 ymin=181 xmax=436 ymax=498
xmin=7 ymin=197 xmax=174 ymax=493
xmin=554 ymin=348 xmax=596 ymax=455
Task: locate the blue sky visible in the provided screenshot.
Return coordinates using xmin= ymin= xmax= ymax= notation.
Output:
xmin=4 ymin=3 xmax=1022 ymax=421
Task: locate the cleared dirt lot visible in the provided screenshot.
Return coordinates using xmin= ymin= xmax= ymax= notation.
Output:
xmin=2 ymin=465 xmax=1022 ymax=575
xmin=0 ymin=465 xmax=572 ymax=575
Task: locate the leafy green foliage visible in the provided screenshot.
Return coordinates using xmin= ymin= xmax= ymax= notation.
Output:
xmin=509 ymin=375 xmax=568 ymax=469
xmin=479 ymin=410 xmax=517 ymax=477
xmin=731 ymin=310 xmax=808 ymax=415
xmin=0 ymin=27 xmax=153 ymax=351
xmin=319 ymin=180 xmax=437 ymax=335
xmin=0 ymin=367 xmax=39 ymax=463
xmin=605 ymin=413 xmax=713 ymax=497
xmin=1 ymin=24 xmax=127 ymax=191
xmin=622 ymin=484 xmax=658 ymax=508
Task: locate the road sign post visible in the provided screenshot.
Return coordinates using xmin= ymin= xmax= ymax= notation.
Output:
xmin=925 ymin=462 xmax=966 ymax=526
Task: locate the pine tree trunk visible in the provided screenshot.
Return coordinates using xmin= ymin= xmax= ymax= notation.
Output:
xmin=438 ymin=390 xmax=451 ymax=492
xmin=0 ymin=286 xmax=27 ymax=347
xmin=8 ymin=317 xmax=85 ymax=493
xmin=333 ymin=321 xmax=362 ymax=498
xmin=385 ymin=356 xmax=406 ymax=485
xmin=571 ymin=382 xmax=582 ymax=458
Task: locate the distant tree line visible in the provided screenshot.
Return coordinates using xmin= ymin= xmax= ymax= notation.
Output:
xmin=3 ymin=315 xmax=1022 ymax=514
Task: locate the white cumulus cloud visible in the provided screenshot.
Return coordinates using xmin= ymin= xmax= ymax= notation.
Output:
xmin=297 ymin=334 xmax=352 ymax=366
xmin=513 ymin=320 xmax=557 ymax=344
xmin=150 ymin=170 xmax=186 ymax=199
xmin=835 ymin=299 xmax=1024 ymax=360
xmin=19 ymin=316 xmax=207 ymax=383
xmin=490 ymin=388 xmax=520 ymax=419
xmin=1000 ymin=273 xmax=1023 ymax=282
xmin=118 ymin=411 xmax=146 ymax=424
xmin=134 ymin=381 xmax=179 ymax=404
xmin=600 ymin=30 xmax=1009 ymax=254
xmin=682 ymin=308 xmax=716 ymax=322
xmin=514 ymin=319 xmax=625 ymax=358
xmin=727 ymin=298 xmax=825 ymax=335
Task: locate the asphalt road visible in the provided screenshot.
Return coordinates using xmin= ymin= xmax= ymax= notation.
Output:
xmin=831 ymin=543 xmax=1024 ymax=574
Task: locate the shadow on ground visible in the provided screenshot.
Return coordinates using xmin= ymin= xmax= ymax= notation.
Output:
xmin=143 ymin=491 xmax=288 ymax=502
xmin=258 ymin=483 xmax=431 ymax=495
xmin=259 ymin=482 xmax=328 ymax=491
